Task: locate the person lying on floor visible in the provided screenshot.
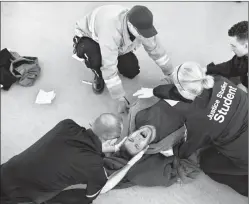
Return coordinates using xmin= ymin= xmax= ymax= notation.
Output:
xmin=101 ymin=99 xmax=201 ymax=193
xmin=0 ymin=114 xmax=127 ymax=204
xmin=133 ymin=61 xmax=248 ymax=196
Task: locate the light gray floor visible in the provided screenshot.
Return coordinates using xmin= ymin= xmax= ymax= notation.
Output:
xmin=1 ymin=2 xmax=248 ymax=204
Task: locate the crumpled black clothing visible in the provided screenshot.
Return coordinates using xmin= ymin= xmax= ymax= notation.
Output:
xmin=0 ymin=49 xmax=17 ymax=90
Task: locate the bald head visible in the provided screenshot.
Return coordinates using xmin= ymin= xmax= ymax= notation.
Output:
xmin=92 ymin=113 xmax=123 ymax=141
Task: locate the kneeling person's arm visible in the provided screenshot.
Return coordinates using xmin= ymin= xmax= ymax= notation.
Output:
xmin=142 ymin=36 xmax=173 ymax=76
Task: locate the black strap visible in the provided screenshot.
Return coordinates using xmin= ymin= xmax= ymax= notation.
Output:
xmin=123 ymin=96 xmax=130 ymax=105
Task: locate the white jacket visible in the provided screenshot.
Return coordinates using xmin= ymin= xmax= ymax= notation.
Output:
xmin=75 ymin=5 xmax=173 ymax=99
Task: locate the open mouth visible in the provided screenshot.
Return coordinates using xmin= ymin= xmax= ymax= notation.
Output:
xmin=140 ymin=131 xmax=147 ymax=138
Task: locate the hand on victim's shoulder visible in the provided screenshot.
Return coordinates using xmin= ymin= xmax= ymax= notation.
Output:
xmin=102 ymin=137 xmax=127 ymax=153
xmin=133 ymin=88 xmax=154 ymax=99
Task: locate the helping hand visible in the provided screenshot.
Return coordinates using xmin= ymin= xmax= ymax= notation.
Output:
xmin=133 ymin=88 xmax=154 ymax=99
xmin=114 ymin=136 xmax=127 ymax=152
xmin=102 ymin=137 xmax=128 ymax=153
xmin=102 ymin=139 xmax=116 ymax=153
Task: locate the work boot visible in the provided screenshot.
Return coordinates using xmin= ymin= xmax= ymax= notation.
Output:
xmin=92 ymin=70 xmax=105 ymax=94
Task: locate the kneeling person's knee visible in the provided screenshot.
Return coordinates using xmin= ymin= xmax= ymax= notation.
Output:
xmin=76 ymin=37 xmax=102 ymax=70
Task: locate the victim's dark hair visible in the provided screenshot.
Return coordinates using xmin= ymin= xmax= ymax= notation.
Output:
xmin=228 ymin=21 xmax=248 ymax=41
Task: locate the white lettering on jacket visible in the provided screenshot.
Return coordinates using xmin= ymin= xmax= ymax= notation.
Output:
xmin=207 ymin=82 xmax=237 ymax=123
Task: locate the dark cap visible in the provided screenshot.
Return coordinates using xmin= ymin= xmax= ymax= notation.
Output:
xmin=128 ymin=5 xmax=158 ymax=38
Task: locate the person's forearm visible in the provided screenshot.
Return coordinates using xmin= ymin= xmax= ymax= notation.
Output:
xmin=159 ymin=59 xmax=174 ymax=76
xmin=153 ymin=85 xmax=193 ymax=103
xmin=102 ymin=137 xmax=128 ymax=153
xmin=152 ymin=84 xmax=174 ymax=99
xmin=102 ymin=145 xmax=115 ymax=153
xmin=206 ymin=57 xmax=236 ymax=77
xmin=142 ymin=36 xmax=173 ymax=76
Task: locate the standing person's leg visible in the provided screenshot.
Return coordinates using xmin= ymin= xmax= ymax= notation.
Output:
xmin=75 ymin=37 xmax=104 ymax=94
xmin=117 ymin=52 xmax=140 ymax=79
xmin=200 ymin=147 xmax=248 ymax=196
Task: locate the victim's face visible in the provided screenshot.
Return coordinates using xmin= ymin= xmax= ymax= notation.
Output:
xmin=123 ymin=125 xmax=155 ymax=156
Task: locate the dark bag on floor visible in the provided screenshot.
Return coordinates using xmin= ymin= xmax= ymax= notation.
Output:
xmin=9 ymin=52 xmax=41 ymax=87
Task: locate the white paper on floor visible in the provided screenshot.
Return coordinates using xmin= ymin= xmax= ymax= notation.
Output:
xmin=35 ymin=89 xmax=56 ymax=104
xmin=164 ymin=99 xmax=179 ymax=106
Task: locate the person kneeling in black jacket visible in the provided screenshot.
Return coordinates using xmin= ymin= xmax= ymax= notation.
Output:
xmin=133 ymin=61 xmax=248 ymax=196
xmin=1 ymin=113 xmax=125 ymax=204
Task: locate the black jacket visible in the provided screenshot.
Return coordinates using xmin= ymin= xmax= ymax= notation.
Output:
xmin=206 ymin=55 xmax=248 ymax=88
xmin=153 ymin=76 xmax=248 ymax=170
xmin=1 ymin=119 xmax=107 ymax=204
xmin=0 ymin=48 xmax=17 ymax=90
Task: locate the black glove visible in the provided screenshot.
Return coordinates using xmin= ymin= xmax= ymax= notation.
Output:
xmin=73 ymin=36 xmax=81 ymax=54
